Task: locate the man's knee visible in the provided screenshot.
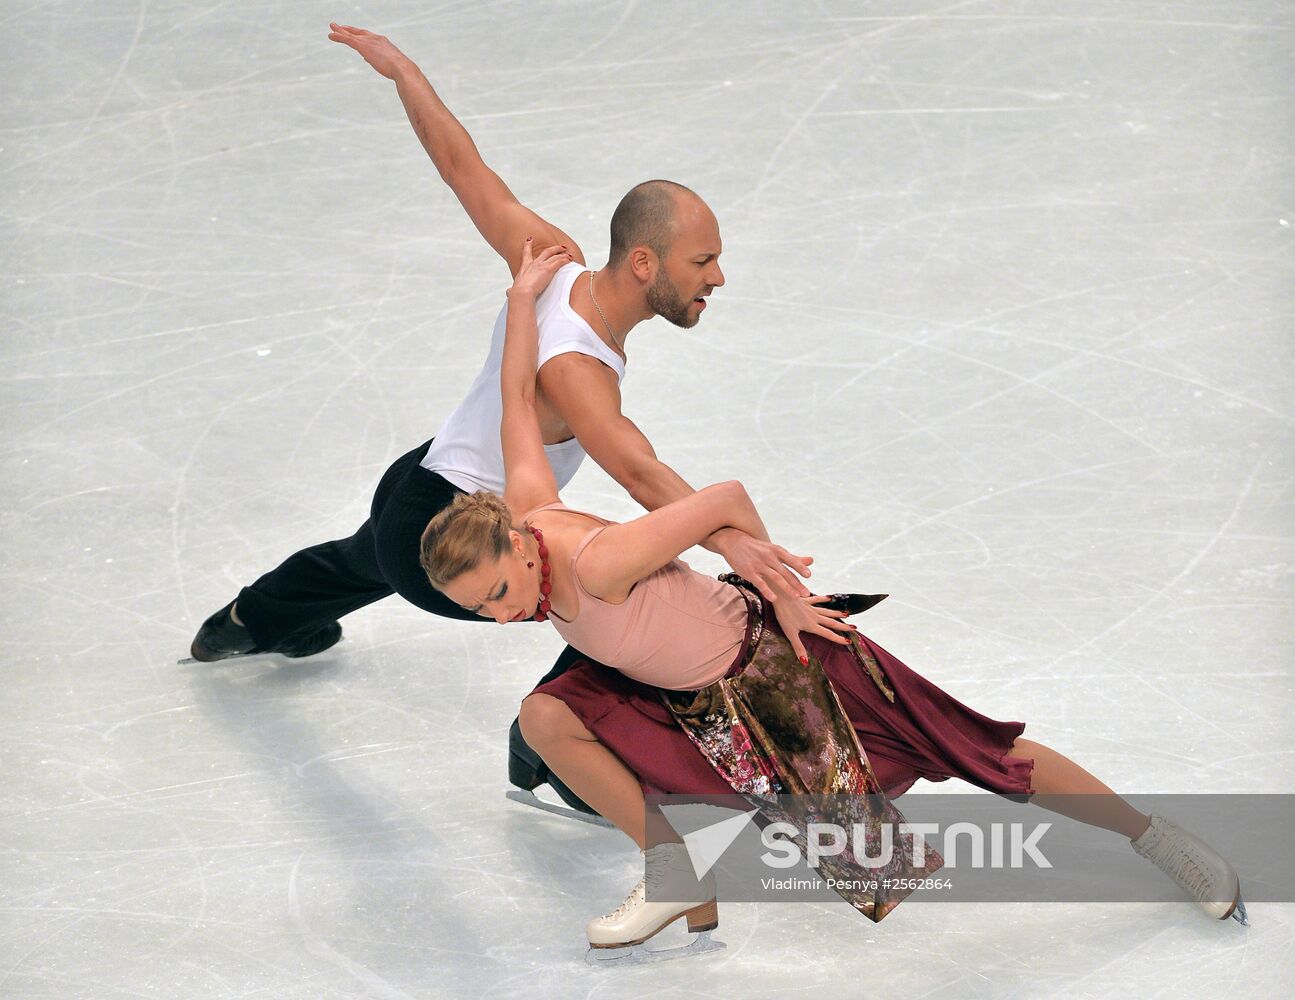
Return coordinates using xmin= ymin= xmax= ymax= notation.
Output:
xmin=518 ymin=693 xmax=582 ymax=750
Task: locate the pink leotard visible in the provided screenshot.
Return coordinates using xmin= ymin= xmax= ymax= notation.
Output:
xmin=524 ymin=502 xmax=748 ymax=691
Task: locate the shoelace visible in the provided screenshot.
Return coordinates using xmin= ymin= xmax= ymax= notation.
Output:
xmin=599 ymin=877 xmax=647 ymax=922
xmin=1142 ymin=828 xmax=1216 ymax=901
xmin=595 ymin=853 xmax=684 ymax=922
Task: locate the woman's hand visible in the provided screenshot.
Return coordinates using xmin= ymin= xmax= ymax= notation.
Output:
xmin=327 ymin=23 xmax=412 ymax=80
xmin=509 ymin=239 xmax=573 ymax=300
xmin=772 ymin=594 xmax=856 ymax=665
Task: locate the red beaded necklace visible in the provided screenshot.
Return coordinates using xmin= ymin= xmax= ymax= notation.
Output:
xmin=526 ymin=523 xmax=553 ymax=621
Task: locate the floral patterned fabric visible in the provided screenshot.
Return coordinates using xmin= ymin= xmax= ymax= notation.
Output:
xmin=660 ymin=580 xmax=944 ymax=921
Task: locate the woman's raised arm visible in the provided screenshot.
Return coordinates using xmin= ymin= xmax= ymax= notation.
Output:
xmin=500 ymin=239 xmax=572 ymax=515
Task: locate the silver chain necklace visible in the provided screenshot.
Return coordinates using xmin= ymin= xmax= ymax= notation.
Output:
xmin=588 ymin=270 xmax=625 ymax=356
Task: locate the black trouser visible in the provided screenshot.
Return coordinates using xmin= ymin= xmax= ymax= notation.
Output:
xmin=233 ymin=439 xmax=592 ymax=810
xmin=235 ymin=439 xmax=483 ymax=645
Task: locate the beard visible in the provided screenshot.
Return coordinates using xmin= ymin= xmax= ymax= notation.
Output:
xmin=645 ymin=269 xmax=698 ymax=329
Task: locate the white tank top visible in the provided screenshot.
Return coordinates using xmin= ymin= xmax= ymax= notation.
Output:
xmin=421 ymin=262 xmax=626 ymax=494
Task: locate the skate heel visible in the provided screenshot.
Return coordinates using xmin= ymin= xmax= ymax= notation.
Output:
xmin=508 ymin=749 xmax=546 ymax=791
xmin=685 ymin=899 xmax=719 ymax=934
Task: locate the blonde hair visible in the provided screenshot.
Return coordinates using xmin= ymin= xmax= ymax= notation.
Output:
xmin=420 ymin=491 xmax=516 ymax=589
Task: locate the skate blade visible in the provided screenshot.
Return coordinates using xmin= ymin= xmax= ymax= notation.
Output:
xmin=176 ymin=644 xmax=342 ymax=666
xmin=176 ymin=652 xmax=269 ymax=666
xmin=505 ymin=789 xmax=614 ymax=828
xmin=585 ymin=929 xmax=725 ymax=967
xmin=1229 ymin=896 xmax=1249 ymax=926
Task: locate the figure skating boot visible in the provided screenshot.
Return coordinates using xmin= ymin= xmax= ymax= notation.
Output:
xmin=188 ymin=602 xmax=342 ymax=663
xmin=586 ymin=843 xmax=724 ymax=966
xmin=505 ymin=718 xmax=609 ymax=827
xmin=1131 ymin=814 xmax=1248 ymax=924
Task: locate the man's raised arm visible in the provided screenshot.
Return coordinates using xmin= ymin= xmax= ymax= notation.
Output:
xmin=328 ymin=23 xmax=582 ymax=277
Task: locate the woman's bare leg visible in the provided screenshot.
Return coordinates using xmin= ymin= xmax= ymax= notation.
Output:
xmin=1006 ymin=738 xmax=1248 ymax=922
xmin=520 ymin=693 xmax=681 ymax=850
xmin=1006 ymin=736 xmax=1150 ymax=840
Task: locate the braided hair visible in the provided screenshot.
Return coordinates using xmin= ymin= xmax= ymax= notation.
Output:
xmin=420 ymin=490 xmax=516 ymax=589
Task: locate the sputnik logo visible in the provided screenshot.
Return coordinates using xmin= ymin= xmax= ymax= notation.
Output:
xmin=679 ymin=808 xmax=760 ymax=879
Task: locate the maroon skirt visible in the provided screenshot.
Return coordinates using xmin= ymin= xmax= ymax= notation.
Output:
xmin=533 ymin=620 xmax=1035 ymax=800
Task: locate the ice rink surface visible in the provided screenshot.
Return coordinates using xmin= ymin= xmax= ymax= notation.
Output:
xmin=3 ymin=1 xmax=1292 ymax=996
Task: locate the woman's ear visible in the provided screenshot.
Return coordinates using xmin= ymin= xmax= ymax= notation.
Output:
xmin=511 ymin=528 xmax=536 ymax=569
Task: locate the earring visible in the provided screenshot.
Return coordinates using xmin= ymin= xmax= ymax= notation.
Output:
xmin=527 ymin=561 xmax=534 ymax=569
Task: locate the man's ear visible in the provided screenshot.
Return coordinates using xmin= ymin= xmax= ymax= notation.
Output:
xmin=628 ymin=246 xmax=657 ymax=284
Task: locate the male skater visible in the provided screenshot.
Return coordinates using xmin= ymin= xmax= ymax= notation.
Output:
xmin=189 ymin=24 xmax=812 ymax=809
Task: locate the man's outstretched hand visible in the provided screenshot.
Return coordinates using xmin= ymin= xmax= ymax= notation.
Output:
xmin=717 ymin=532 xmax=813 ymax=604
xmin=328 ymin=23 xmax=410 ymax=80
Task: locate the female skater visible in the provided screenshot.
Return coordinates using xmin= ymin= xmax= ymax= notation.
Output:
xmin=421 ymin=239 xmax=1246 ymax=955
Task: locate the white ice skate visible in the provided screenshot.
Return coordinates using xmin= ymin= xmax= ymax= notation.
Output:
xmin=585 ymin=843 xmax=725 ymax=966
xmin=1131 ymin=814 xmax=1249 ymax=924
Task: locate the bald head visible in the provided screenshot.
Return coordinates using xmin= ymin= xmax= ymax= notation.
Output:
xmin=607 ymin=179 xmax=701 ymax=268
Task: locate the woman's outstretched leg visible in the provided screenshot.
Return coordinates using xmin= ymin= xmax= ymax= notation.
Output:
xmin=1004 ymin=736 xmax=1245 ymax=922
xmin=1005 ymin=736 xmax=1150 ymax=840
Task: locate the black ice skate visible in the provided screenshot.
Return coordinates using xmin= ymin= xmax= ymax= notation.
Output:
xmin=506 ymin=718 xmax=611 ymax=828
xmin=187 ymin=602 xmax=342 ymax=663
